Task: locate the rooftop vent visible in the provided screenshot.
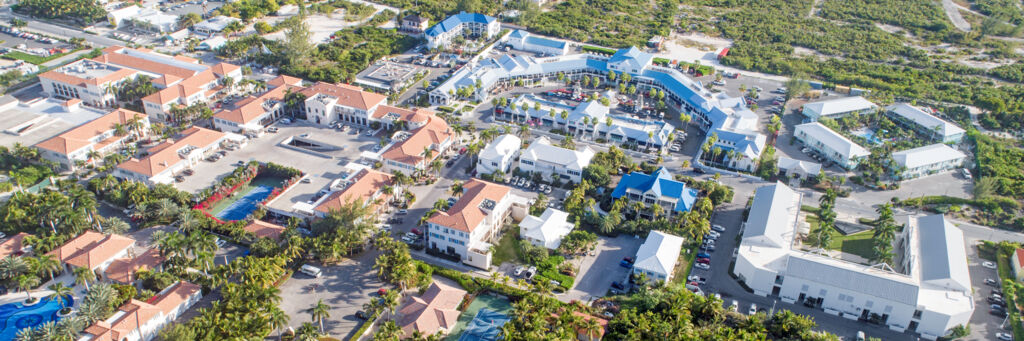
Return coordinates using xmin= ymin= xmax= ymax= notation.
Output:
xmin=479 ymin=199 xmax=496 ymax=211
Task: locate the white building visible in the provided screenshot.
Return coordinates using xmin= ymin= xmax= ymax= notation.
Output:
xmin=793 ymin=122 xmax=869 ymax=170
xmin=506 ymin=30 xmax=569 ymax=56
xmin=518 ymin=136 xmax=594 ymax=184
xmin=426 ymin=179 xmax=527 ymax=269
xmin=429 ymin=46 xmax=767 ymax=172
xmin=424 ymin=12 xmax=500 ymax=49
xmin=114 ymin=127 xmax=235 ymax=185
xmin=497 ymin=94 xmax=674 ymax=152
xmin=777 ymin=157 xmax=821 ymax=180
xmin=35 ymin=108 xmax=149 ymax=171
xmin=885 ymin=103 xmax=966 ymax=143
xmin=802 ymin=96 xmax=878 ymax=121
xmin=632 ymin=231 xmax=684 ymax=283
xmin=79 ymin=281 xmax=202 ymax=341
xmin=892 ymin=144 xmax=967 ymax=180
xmin=107 ymin=6 xmax=178 ymax=32
xmin=476 ymin=134 xmax=521 ymax=176
xmin=519 ymin=208 xmax=574 ymax=250
xmin=734 ymin=182 xmax=973 ymax=340
xmin=192 ymin=16 xmax=240 ymax=36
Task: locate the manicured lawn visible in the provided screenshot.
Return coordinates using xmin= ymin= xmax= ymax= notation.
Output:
xmin=2 ymin=50 xmax=73 ymax=65
xmin=491 ymin=225 xmax=523 ymax=266
xmin=805 ymin=215 xmax=875 ymax=260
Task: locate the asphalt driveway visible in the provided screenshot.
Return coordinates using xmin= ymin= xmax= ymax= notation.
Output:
xmin=562 ymin=235 xmax=643 ymax=302
xmin=278 ymin=250 xmax=385 ymax=340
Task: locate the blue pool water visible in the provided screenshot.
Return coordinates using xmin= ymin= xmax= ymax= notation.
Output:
xmin=214 ymin=185 xmax=274 ymax=221
xmin=854 ymin=130 xmax=883 ymax=145
xmin=0 ymin=296 xmax=73 ymax=340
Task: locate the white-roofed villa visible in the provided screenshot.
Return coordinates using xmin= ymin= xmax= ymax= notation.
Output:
xmin=891 ymin=144 xmax=966 ymax=180
xmin=632 ymin=231 xmax=684 ymax=284
xmin=734 ymin=182 xmax=973 ymax=340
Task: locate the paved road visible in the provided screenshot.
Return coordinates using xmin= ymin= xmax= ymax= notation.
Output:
xmin=0 ymin=10 xmax=122 ymax=47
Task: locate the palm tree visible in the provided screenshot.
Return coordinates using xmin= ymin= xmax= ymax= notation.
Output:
xmin=294 ymin=322 xmax=322 ymax=341
xmin=268 ymin=308 xmax=290 ymax=340
xmin=430 ymin=159 xmax=443 ymax=177
xmin=29 ymin=255 xmax=61 ymax=281
xmin=73 ymin=266 xmax=95 ymax=291
xmin=449 ymin=180 xmax=464 ymax=197
xmin=47 ymin=283 xmax=73 ymax=313
xmin=17 ymin=274 xmax=39 ymax=301
xmin=381 ymin=289 xmax=399 ymax=319
xmin=86 ymin=150 xmax=102 ymax=167
xmin=422 ymin=146 xmax=434 ymax=160
xmin=375 ymin=320 xmax=402 ymax=340
xmin=310 ymin=299 xmax=330 ymax=333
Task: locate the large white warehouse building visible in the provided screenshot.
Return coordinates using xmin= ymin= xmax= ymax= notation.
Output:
xmin=733 ymin=182 xmax=973 ymax=340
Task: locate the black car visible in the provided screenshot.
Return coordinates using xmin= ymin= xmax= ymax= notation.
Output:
xmin=446 ymin=159 xmax=455 ymax=167
xmin=355 ymin=310 xmax=369 ymax=320
xmin=989 ymin=296 xmax=1006 ymax=305
xmin=611 ymin=281 xmax=625 ymax=290
xmin=991 ymin=309 xmax=1008 ymax=318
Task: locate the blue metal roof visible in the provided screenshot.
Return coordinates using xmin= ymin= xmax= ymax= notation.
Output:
xmin=611 ymin=168 xmax=698 ymax=212
xmin=509 ymin=29 xmax=529 ymax=39
xmin=425 ymin=11 xmax=496 ymax=38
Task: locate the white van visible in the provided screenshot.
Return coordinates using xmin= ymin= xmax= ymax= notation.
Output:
xmin=300 ymin=264 xmax=322 ymax=278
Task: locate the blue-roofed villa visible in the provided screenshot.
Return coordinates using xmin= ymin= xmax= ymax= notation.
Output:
xmin=425 ymin=12 xmax=500 ymax=49
xmin=611 ymin=167 xmax=698 ymax=218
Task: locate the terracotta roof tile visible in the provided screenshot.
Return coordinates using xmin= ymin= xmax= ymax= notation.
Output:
xmin=299 ymin=82 xmax=387 ymax=111
xmin=210 ymin=62 xmax=240 ymax=76
xmin=398 ymin=281 xmax=467 ymax=337
xmin=47 ymin=231 xmax=135 ymax=269
xmin=243 ymin=220 xmax=286 ymax=240
xmin=83 ymin=281 xmax=201 ymax=341
xmin=267 ymin=75 xmax=304 ymax=88
xmin=116 ymin=127 xmax=226 ymax=177
xmin=35 ymin=109 xmax=147 ymax=155
xmin=150 ymin=281 xmax=201 ymax=314
xmin=0 ymin=232 xmax=30 ymax=259
xmin=92 ymin=47 xmax=199 ymax=79
xmin=213 ymin=85 xmax=290 ymax=125
xmin=381 ymin=115 xmax=451 ymax=166
xmin=315 ymin=169 xmax=393 ymax=214
xmin=427 ymin=179 xmax=510 ymax=233
xmin=105 ymin=248 xmax=165 ymax=284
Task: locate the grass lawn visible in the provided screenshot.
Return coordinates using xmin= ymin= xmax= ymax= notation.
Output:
xmin=491 ymin=225 xmax=524 ymax=266
xmin=805 ymin=215 xmax=875 ymax=260
xmin=2 ymin=50 xmax=75 ymax=65
xmin=671 ymin=241 xmax=700 ymax=285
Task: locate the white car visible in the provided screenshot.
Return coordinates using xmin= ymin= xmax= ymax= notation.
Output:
xmin=711 ymin=224 xmax=726 ymax=232
xmin=215 ymin=239 xmax=227 ymax=248
xmin=514 ymin=266 xmax=525 ymax=277
xmin=748 ymin=303 xmax=757 ymax=315
xmin=693 ymin=263 xmax=710 ymax=270
xmin=982 ymin=261 xmax=997 ymax=269
xmin=996 ymin=332 xmax=1013 ymax=341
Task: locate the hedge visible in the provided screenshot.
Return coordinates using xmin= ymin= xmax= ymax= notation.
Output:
xmin=437 ymin=106 xmax=455 ymax=113
xmin=901 ymin=195 xmax=1020 ymax=212
xmin=582 ymin=45 xmax=616 ymax=55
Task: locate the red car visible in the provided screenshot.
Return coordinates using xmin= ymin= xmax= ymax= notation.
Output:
xmin=696 ymin=258 xmax=711 ymax=265
xmin=377 ymin=288 xmax=388 ymax=296
xmin=459 ymin=147 xmax=467 ymax=154
xmin=411 ymin=228 xmax=423 ymax=235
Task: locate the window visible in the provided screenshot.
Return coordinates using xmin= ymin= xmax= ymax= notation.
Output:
xmin=520 ymin=160 xmax=534 ymax=166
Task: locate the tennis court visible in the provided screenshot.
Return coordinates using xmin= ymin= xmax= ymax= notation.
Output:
xmin=208 ymin=176 xmax=286 ymax=221
xmin=446 ymin=294 xmax=512 ymax=341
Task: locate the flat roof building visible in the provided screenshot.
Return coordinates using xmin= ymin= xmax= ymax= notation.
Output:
xmin=355 ymin=62 xmax=421 ymax=93
xmin=506 ymin=30 xmax=569 ymax=56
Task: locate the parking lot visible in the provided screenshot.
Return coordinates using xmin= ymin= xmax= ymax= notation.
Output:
xmin=278 ymin=250 xmax=385 ymax=340
xmin=0 ymin=30 xmax=64 ymax=51
xmin=964 ymin=238 xmax=1013 ymax=341
xmin=175 ymin=120 xmax=383 ymax=214
xmin=562 ymin=235 xmax=643 ymax=302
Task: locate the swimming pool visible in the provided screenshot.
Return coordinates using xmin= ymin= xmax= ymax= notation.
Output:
xmin=0 ymin=296 xmax=73 ymax=340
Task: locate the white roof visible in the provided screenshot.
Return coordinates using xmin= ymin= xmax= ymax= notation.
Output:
xmin=194 ymin=16 xmax=239 ymax=32
xmin=803 ymin=96 xmax=877 ymax=118
xmin=520 ymin=136 xmax=594 ymax=170
xmin=777 ymin=157 xmax=821 ymax=176
xmin=633 ymin=231 xmax=684 ymax=276
xmin=914 ymin=214 xmax=971 ymax=291
xmin=885 ymin=103 xmax=965 ymax=139
xmin=785 ymin=255 xmax=920 ymax=305
xmin=478 ymin=134 xmax=521 ymax=161
xmin=892 ymin=144 xmax=966 ymax=169
xmin=519 ymin=208 xmax=574 ymax=249
xmin=794 ymin=122 xmax=869 ymax=160
xmin=743 ymin=182 xmax=801 ymax=248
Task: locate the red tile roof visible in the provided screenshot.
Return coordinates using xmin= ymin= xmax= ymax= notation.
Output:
xmin=83 ymin=281 xmax=201 ymax=341
xmin=267 ymin=75 xmax=304 ymax=88
xmin=1016 ymin=249 xmax=1024 ymax=268
xmin=35 ymin=109 xmax=147 ymax=155
xmin=243 ymin=220 xmax=286 ymax=240
xmin=213 ymin=85 xmax=291 ymax=125
xmin=381 ymin=115 xmax=452 ymax=166
xmin=48 ymin=231 xmax=135 ymax=269
xmin=0 ymin=232 xmax=30 ymax=259
xmin=299 ymin=82 xmax=387 ymax=111
xmin=398 ymin=281 xmax=467 ymax=337
xmin=104 ymin=248 xmax=164 ymax=284
xmin=315 ymin=169 xmax=393 ymax=214
xmin=116 ymin=127 xmax=226 ymax=177
xmin=427 ymin=179 xmax=510 ymax=233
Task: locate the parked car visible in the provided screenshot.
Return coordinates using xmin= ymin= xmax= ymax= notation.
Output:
xmin=988 ymin=296 xmax=1006 ymax=305
xmin=215 ymin=239 xmax=227 ymax=248
xmin=611 ymin=281 xmax=625 ymax=290
xmin=619 ymin=260 xmax=633 ymax=268
xmin=696 ymin=258 xmax=711 ymax=265
xmin=701 ymin=245 xmax=716 ymax=252
xmin=299 ymin=264 xmax=322 ymax=278
xmin=992 ymin=309 xmax=1009 ymax=318
xmin=855 ymin=331 xmax=865 ymax=341
xmin=693 ymin=263 xmax=710 ymax=270
xmin=730 ymin=300 xmax=739 ymax=312
xmin=397 ymin=209 xmax=408 ymax=215
xmin=985 ymin=278 xmax=1001 ymax=287
xmin=747 ymin=303 xmax=757 ymax=315
xmin=266 ymin=127 xmax=278 ymax=133
xmin=711 ymin=224 xmax=726 ymax=232
xmin=982 ymin=261 xmax=997 ymax=269
xmin=514 ymin=266 xmax=526 ymax=277
xmin=697 ymin=252 xmax=711 ymax=259
xmin=355 ymin=310 xmax=369 ymax=320
xmin=961 ymin=168 xmax=972 ymax=179
xmin=996 ymin=332 xmax=1013 ymax=341
xmin=623 ymin=257 xmax=635 ymax=264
